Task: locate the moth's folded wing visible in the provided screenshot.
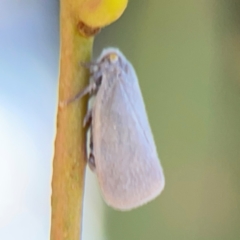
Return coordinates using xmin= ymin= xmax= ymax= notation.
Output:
xmin=94 ymin=74 xmax=164 ymax=210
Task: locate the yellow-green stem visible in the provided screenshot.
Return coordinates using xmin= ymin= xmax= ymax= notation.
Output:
xmin=50 ymin=1 xmax=93 ymax=240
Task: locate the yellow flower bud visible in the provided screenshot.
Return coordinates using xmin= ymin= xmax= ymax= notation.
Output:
xmin=77 ymin=0 xmax=128 ymax=27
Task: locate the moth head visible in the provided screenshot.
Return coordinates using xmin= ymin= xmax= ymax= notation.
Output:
xmin=94 ymin=48 xmax=129 ymax=75
xmin=99 ymin=52 xmax=120 ymax=66
xmin=97 ymin=48 xmax=123 ymax=64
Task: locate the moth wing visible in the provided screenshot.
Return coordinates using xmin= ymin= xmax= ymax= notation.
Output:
xmin=92 ymin=63 xmax=165 ymax=210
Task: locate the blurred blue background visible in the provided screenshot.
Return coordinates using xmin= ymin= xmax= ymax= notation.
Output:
xmin=1 ymin=1 xmax=240 ymax=240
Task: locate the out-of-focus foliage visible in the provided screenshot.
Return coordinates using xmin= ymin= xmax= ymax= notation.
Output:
xmin=94 ymin=1 xmax=240 ymax=239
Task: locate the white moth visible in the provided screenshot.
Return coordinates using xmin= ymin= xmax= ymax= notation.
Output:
xmin=68 ymin=48 xmax=165 ymax=211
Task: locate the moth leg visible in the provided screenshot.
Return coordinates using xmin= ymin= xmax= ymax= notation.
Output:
xmin=63 ymin=82 xmax=98 ymax=106
xmin=88 ymin=128 xmax=96 ymax=171
xmin=83 ymin=109 xmax=92 ymax=127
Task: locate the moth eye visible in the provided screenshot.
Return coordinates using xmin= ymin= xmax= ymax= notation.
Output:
xmin=108 ymin=53 xmax=119 ymax=63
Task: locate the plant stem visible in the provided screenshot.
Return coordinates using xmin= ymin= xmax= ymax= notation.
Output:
xmin=50 ymin=1 xmax=93 ymax=239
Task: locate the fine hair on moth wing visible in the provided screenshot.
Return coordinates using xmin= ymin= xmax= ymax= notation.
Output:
xmin=61 ymin=48 xmax=165 ymax=211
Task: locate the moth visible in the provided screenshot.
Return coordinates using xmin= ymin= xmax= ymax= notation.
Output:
xmin=67 ymin=48 xmax=165 ymax=211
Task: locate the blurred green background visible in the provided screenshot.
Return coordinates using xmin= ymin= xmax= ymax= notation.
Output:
xmin=93 ymin=1 xmax=240 ymax=239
